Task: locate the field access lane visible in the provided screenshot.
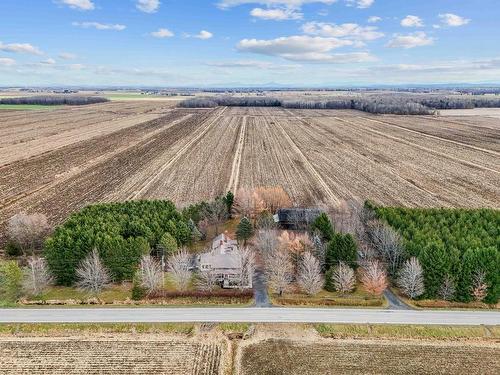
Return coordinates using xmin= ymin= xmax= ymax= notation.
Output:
xmin=1 ymin=308 xmax=499 ymax=326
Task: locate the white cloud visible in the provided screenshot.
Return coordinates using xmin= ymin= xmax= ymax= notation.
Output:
xmin=346 ymin=0 xmax=374 ymax=9
xmin=0 ymin=42 xmax=43 ymax=55
xmin=251 ymin=7 xmax=303 ymax=20
xmin=151 ymin=28 xmax=174 ymax=38
xmin=193 ymin=30 xmax=214 ymax=40
xmin=401 ymin=15 xmax=424 ymax=27
xmin=218 ymin=1 xmax=337 ymax=10
xmin=72 ymin=22 xmax=126 ymax=31
xmin=136 ymin=0 xmax=160 ymax=13
xmin=302 ymin=22 xmax=384 ymax=40
xmin=237 ymin=35 xmax=376 ymax=63
xmin=439 ymin=13 xmax=470 ymax=27
xmin=40 ymin=58 xmax=56 ymax=65
xmin=0 ymin=58 xmax=16 ymax=66
xmin=57 ymin=0 xmax=95 ymax=10
xmin=367 ymin=16 xmax=381 ymax=23
xmin=386 ymin=32 xmax=434 ymax=49
xmin=58 ymin=52 xmax=77 ymax=60
xmin=207 ymin=60 xmax=301 ymax=70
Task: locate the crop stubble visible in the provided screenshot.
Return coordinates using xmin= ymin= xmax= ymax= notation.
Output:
xmin=1 ymin=104 xmax=499 ymax=242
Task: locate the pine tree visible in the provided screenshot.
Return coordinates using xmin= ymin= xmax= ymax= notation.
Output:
xmin=236 ymin=217 xmax=253 ymax=245
xmin=159 ymin=232 xmax=178 ymax=257
xmin=326 ymin=233 xmax=358 ymax=269
xmin=224 ymin=191 xmax=235 ymax=218
xmin=311 ymin=213 xmax=335 ymax=242
xmin=419 ymin=242 xmax=450 ymax=299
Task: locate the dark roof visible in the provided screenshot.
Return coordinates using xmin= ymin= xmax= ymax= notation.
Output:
xmin=277 ymin=208 xmax=323 ymax=223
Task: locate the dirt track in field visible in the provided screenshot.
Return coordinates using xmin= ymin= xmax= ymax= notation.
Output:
xmin=1 ymin=104 xmax=499 ymax=242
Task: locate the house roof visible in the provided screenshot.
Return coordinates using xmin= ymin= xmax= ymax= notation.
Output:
xmin=199 ymin=252 xmax=242 ymax=270
xmin=277 ymin=208 xmax=323 ymax=223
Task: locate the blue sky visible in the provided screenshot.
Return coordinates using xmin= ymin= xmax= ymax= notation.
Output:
xmin=0 ymin=0 xmax=498 ymax=86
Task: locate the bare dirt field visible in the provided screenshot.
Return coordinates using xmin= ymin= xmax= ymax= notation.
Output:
xmin=238 ymin=338 xmax=500 ymax=375
xmin=1 ymin=103 xmax=499 ymax=241
xmin=0 ymin=334 xmax=227 ymax=375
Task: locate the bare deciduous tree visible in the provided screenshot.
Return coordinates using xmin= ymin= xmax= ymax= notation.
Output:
xmin=331 ymin=262 xmax=356 ymax=295
xmin=7 ymin=213 xmax=51 ymax=255
xmin=22 ymin=256 xmax=53 ymax=296
xmin=397 ymin=257 xmax=424 ymax=299
xmin=360 ymin=260 xmax=388 ymax=296
xmin=255 ymin=228 xmax=279 ymax=257
xmin=167 ymin=249 xmax=192 ymax=292
xmin=266 ymin=249 xmax=293 ymax=296
xmin=76 ymin=249 xmax=111 ymax=295
xmin=439 ymin=274 xmax=456 ymax=301
xmin=202 ymin=199 xmax=228 ymax=235
xmin=369 ymin=222 xmax=404 ymax=276
xmin=235 ymin=187 xmax=262 ymax=218
xmin=138 ymin=255 xmax=163 ymax=295
xmin=197 ymin=269 xmax=218 ymax=291
xmin=311 ymin=232 xmax=326 ymax=270
xmin=471 ymin=270 xmax=488 ymax=302
xmin=238 ymin=247 xmax=256 ymax=289
xmin=254 ymin=186 xmax=292 ymax=213
xmin=297 ymin=252 xmax=323 ymax=296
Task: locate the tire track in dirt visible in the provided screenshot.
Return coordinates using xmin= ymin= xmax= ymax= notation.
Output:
xmin=351 ymin=117 xmax=500 ymax=175
xmin=226 ymin=116 xmax=247 ymax=193
xmin=360 ymin=116 xmax=500 ymax=157
xmin=129 ymin=107 xmax=228 ymax=200
xmin=272 ymin=118 xmax=341 ymax=206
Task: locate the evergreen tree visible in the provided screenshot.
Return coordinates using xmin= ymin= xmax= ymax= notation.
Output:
xmin=324 ymin=267 xmax=335 ymax=292
xmin=224 ymin=191 xmax=235 ymax=218
xmin=159 ymin=232 xmax=178 ymax=257
xmin=419 ymin=242 xmax=450 ymax=299
xmin=236 ymin=217 xmax=253 ymax=245
xmin=325 ymin=233 xmax=357 ymax=269
xmin=311 ymin=213 xmax=335 ymax=242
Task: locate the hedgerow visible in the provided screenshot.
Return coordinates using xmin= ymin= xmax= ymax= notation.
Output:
xmin=44 ymin=200 xmax=191 ymax=286
xmin=370 ymin=204 xmax=499 ymax=303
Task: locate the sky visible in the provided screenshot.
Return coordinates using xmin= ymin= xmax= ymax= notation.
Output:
xmin=0 ymin=0 xmax=499 ymax=87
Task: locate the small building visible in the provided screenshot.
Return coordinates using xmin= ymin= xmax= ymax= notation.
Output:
xmin=197 ymin=233 xmax=252 ymax=289
xmin=274 ymin=208 xmax=323 ymax=230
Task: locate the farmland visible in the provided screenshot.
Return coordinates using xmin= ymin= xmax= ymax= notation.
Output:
xmin=238 ymin=338 xmax=500 ymax=375
xmin=0 ymin=335 xmax=227 ymax=375
xmin=1 ymin=102 xmax=499 ymax=243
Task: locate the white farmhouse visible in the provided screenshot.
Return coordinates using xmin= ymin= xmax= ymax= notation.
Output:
xmin=197 ymin=233 xmax=252 ymax=289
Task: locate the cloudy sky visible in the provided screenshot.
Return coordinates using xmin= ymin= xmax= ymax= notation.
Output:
xmin=0 ymin=0 xmax=498 ymax=86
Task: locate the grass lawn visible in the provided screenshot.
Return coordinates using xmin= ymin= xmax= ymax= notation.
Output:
xmin=315 ymin=323 xmax=496 ymax=340
xmin=0 ymin=323 xmax=195 ymax=335
xmin=18 ymin=272 xmax=253 ymax=307
xmin=390 ymin=287 xmax=499 ymax=310
xmin=0 ymin=104 xmax=62 ymax=111
xmin=271 ymin=287 xmax=386 ymax=308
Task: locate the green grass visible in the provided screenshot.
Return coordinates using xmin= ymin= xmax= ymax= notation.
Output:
xmin=35 ymin=284 xmax=131 ymax=303
xmin=0 ymin=104 xmax=62 ymax=111
xmin=271 ymin=288 xmax=386 ymax=308
xmin=219 ymin=323 xmax=251 ymax=334
xmin=0 ymin=323 xmax=194 ymax=335
xmin=315 ymin=323 xmax=491 ymax=339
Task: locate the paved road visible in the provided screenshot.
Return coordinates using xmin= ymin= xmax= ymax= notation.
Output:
xmin=1 ymin=308 xmax=499 ymax=325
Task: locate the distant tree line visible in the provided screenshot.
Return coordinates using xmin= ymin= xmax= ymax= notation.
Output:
xmin=369 ymin=203 xmax=499 ymax=304
xmin=179 ymin=93 xmax=500 ymax=115
xmin=0 ymin=96 xmax=109 ymax=106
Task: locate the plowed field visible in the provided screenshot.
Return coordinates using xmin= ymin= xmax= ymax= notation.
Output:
xmin=2 ymin=104 xmax=498 ymax=242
